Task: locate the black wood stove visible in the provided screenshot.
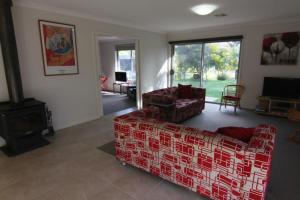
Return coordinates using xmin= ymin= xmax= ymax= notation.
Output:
xmin=0 ymin=0 xmax=54 ymax=156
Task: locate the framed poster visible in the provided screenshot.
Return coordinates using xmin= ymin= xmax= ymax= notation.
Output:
xmin=39 ymin=20 xmax=79 ymax=76
xmin=261 ymin=32 xmax=299 ymax=65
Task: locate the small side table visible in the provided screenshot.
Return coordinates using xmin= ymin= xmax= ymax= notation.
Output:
xmin=113 ymin=82 xmax=129 ymax=94
xmin=125 ymin=85 xmax=136 ymax=100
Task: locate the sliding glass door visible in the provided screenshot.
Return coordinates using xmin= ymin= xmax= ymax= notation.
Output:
xmin=171 ymin=38 xmax=242 ymax=103
xmin=172 ymin=44 xmax=203 ymax=88
xmin=202 ymin=41 xmax=241 ymax=102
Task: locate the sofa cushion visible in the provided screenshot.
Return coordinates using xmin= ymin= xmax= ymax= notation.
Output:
xmin=176 ymin=99 xmax=198 ymax=109
xmin=178 ymin=84 xmax=193 ymax=99
xmin=224 ymin=95 xmax=240 ymax=101
xmin=151 ymin=94 xmax=176 ymax=104
xmin=216 ymin=127 xmax=255 ymax=143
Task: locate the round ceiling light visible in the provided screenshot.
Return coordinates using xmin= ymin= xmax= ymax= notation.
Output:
xmin=191 ymin=4 xmax=219 ymax=16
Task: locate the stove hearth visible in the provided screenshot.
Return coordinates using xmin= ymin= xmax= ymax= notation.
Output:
xmin=0 ymin=98 xmax=53 ymax=156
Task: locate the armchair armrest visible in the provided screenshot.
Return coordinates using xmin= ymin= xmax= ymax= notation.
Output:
xmin=192 ymin=88 xmax=206 ymax=109
xmin=142 ymin=92 xmax=176 ymax=106
xmin=192 ymin=87 xmax=206 ymax=98
xmin=142 ymin=93 xmax=152 ymax=107
xmin=241 ymin=125 xmax=276 ymax=200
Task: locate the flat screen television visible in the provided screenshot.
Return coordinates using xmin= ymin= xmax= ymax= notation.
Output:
xmin=115 ymin=72 xmax=127 ymax=82
xmin=262 ymin=77 xmax=300 ymax=99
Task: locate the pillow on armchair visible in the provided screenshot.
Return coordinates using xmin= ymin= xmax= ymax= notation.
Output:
xmin=178 ymin=84 xmax=193 ymax=99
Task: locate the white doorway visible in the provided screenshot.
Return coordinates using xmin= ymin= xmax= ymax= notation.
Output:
xmin=94 ymin=35 xmax=141 ymax=116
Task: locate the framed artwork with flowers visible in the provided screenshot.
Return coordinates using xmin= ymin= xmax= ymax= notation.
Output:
xmin=39 ymin=20 xmax=79 ymax=76
xmin=261 ymin=32 xmax=299 ymax=65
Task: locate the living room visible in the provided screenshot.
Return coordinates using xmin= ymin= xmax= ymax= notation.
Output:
xmin=0 ymin=0 xmax=299 ymax=199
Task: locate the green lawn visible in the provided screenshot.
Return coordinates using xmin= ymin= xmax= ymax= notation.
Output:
xmin=173 ymin=79 xmax=236 ymax=102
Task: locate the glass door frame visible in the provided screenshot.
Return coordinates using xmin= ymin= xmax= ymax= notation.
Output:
xmin=169 ymin=36 xmax=243 ymax=103
xmin=170 ymin=42 xmax=204 ymax=88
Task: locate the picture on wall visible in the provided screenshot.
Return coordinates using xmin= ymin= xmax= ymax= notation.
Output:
xmin=39 ymin=20 xmax=78 ymax=76
xmin=261 ymin=32 xmax=299 ymax=65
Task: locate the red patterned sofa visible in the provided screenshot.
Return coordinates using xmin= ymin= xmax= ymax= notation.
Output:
xmin=114 ymin=109 xmax=276 ymax=200
xmin=142 ymin=87 xmax=206 ymax=123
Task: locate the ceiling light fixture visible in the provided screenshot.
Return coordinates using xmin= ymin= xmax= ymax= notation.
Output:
xmin=191 ymin=4 xmax=219 ymax=16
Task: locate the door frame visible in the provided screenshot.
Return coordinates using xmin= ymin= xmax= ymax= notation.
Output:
xmin=168 ymin=38 xmax=243 ymax=103
xmin=92 ymin=32 xmax=141 ymax=117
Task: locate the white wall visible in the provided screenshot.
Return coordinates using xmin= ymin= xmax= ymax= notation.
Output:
xmin=99 ymin=42 xmax=115 ymax=91
xmin=99 ymin=40 xmax=135 ymax=91
xmin=0 ymin=43 xmax=9 ymax=102
xmin=168 ymin=20 xmax=300 ymax=109
xmin=0 ymin=5 xmax=167 ymax=130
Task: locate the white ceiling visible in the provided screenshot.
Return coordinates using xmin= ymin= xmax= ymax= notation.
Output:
xmin=15 ymin=0 xmax=300 ymax=33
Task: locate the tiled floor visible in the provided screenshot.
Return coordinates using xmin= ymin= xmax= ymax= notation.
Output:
xmin=0 ymin=104 xmax=299 ymax=200
xmin=0 ymin=109 xmax=202 ymax=200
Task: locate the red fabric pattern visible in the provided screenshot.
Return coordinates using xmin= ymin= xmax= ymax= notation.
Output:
xmin=114 ymin=110 xmax=276 ymax=200
xmin=223 ymin=95 xmax=240 ymax=101
xmin=142 ymin=87 xmax=206 ymax=123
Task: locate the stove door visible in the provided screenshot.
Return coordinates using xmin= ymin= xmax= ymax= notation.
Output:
xmin=6 ymin=106 xmax=47 ymax=138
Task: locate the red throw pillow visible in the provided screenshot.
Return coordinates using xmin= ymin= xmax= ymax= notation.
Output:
xmin=178 ymin=84 xmax=193 ymax=99
xmin=216 ymin=127 xmax=255 ymax=143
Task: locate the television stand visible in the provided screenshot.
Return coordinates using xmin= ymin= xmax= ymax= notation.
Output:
xmin=256 ymin=96 xmax=300 ymax=118
xmin=113 ymin=82 xmax=129 ymax=94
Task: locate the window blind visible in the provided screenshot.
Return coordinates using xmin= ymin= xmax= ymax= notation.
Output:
xmin=115 ymin=44 xmax=135 ymax=51
xmin=169 ymin=35 xmax=243 ymax=45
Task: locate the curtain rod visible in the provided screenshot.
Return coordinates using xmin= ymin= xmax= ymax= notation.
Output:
xmin=168 ymin=35 xmax=243 ymax=45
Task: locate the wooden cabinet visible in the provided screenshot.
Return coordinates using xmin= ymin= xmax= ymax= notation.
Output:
xmin=256 ymin=96 xmax=300 ymax=118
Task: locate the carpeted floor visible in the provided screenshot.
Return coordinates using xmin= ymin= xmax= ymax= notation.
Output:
xmin=98 ymin=103 xmax=300 ymax=200
xmin=102 ymin=91 xmax=136 ymax=115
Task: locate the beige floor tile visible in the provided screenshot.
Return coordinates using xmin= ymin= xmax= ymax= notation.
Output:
xmin=0 ymin=172 xmax=67 ymax=200
xmin=89 ymin=184 xmax=136 ymax=200
xmin=55 ymin=178 xmax=109 ymax=200
xmin=91 ymin=160 xmax=137 ymax=184
xmin=111 ymin=166 xmax=163 ymax=199
xmin=143 ymin=181 xmax=206 ymax=200
xmin=32 ymin=176 xmax=110 ymax=200
xmin=33 ymin=193 xmax=63 ymax=200
xmin=0 ymin=114 xmax=201 ymax=200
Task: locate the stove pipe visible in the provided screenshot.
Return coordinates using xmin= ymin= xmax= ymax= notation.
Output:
xmin=0 ymin=0 xmax=24 ymax=103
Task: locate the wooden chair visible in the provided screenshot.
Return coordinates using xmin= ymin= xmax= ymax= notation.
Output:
xmin=219 ymin=85 xmax=245 ymax=113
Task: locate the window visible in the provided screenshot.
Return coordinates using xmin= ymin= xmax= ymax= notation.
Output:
xmin=115 ymin=44 xmax=136 ymax=83
xmin=170 ymin=36 xmax=242 ymax=103
xmin=117 ymin=50 xmax=135 ymax=72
